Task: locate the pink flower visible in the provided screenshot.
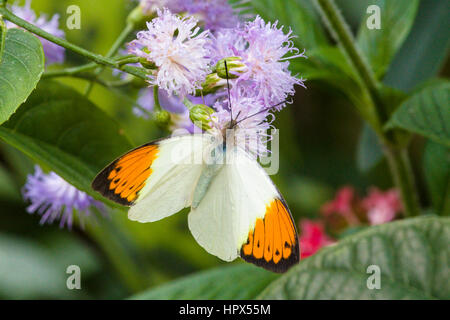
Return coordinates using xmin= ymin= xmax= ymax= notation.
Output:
xmin=320 ymin=186 xmax=360 ymax=225
xmin=362 ymin=188 xmax=402 ymax=225
xmin=299 ymin=220 xmax=335 ymax=259
xmin=321 ymin=186 xmax=354 ymax=216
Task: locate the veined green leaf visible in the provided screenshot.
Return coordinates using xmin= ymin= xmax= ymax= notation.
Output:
xmin=130 ymin=264 xmax=278 ymax=300
xmin=0 ymin=28 xmax=44 ymax=124
xmin=385 ymin=82 xmax=450 ymax=147
xmin=130 ymin=217 xmax=449 ymax=300
xmin=357 ymin=0 xmax=419 ymax=79
xmin=259 ymin=216 xmax=449 ymax=299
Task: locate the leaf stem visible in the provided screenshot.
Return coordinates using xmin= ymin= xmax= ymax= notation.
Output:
xmin=42 ymin=56 xmax=139 ymax=79
xmin=314 ymin=0 xmax=387 ymax=129
xmin=0 ymin=7 xmax=117 ymax=67
xmin=314 ymin=0 xmax=421 ymax=217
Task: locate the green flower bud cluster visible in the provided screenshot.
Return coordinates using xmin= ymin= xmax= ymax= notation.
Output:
xmin=189 ymin=104 xmax=216 ymax=131
xmin=195 ymin=73 xmax=227 ymax=96
xmin=215 ymin=57 xmax=247 ymax=79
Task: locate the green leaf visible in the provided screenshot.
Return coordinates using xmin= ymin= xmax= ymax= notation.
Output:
xmin=0 ymin=80 xmax=132 ymax=204
xmin=384 ymin=0 xmax=450 ymax=91
xmin=0 ymin=28 xmax=44 ymax=124
xmin=385 ymin=82 xmax=450 ymax=147
xmin=357 ymin=124 xmax=383 ymax=172
xmin=130 ymin=264 xmax=278 ymax=300
xmin=357 ymin=0 xmax=419 ymax=79
xmin=251 ymin=0 xmax=328 ymax=50
xmin=259 ymin=216 xmax=449 ymax=299
xmin=0 ymin=233 xmax=84 ymax=299
xmin=423 ymin=140 xmax=450 ymax=216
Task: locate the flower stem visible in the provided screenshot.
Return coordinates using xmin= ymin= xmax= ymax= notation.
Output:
xmin=42 ymin=56 xmax=139 ymax=79
xmin=384 ymin=147 xmax=420 ymax=216
xmin=314 ymin=0 xmax=421 ymax=217
xmin=0 ymin=7 xmax=117 ymax=67
xmin=84 ymin=22 xmax=135 ymax=95
xmin=0 ymin=7 xmax=147 ymax=80
xmin=153 ymin=85 xmax=162 ymax=111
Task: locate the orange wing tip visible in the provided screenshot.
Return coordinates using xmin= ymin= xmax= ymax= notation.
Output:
xmin=240 ymin=198 xmax=300 ymax=273
xmin=91 ymin=143 xmax=159 ymax=206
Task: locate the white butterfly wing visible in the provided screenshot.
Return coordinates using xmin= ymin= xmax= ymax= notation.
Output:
xmin=188 ymin=147 xmax=300 ymax=272
xmin=92 ymin=134 xmax=211 ymax=222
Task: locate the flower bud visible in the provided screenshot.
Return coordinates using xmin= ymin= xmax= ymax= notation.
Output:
xmin=153 ymin=110 xmax=171 ymax=128
xmin=194 ymin=73 xmax=227 ymax=96
xmin=215 ymin=57 xmax=247 ymax=79
xmin=130 ymin=76 xmax=148 ymax=89
xmin=189 ymin=104 xmax=215 ymax=131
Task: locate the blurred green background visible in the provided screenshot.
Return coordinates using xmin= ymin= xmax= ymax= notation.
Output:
xmin=0 ymin=0 xmax=448 ymax=299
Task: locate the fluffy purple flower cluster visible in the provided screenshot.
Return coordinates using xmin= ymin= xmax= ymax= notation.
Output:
xmin=128 ymin=3 xmax=306 ymax=151
xmin=7 ymin=0 xmax=65 ymax=64
xmin=22 ymin=166 xmax=106 ymax=229
xmin=139 ymin=0 xmax=240 ymax=31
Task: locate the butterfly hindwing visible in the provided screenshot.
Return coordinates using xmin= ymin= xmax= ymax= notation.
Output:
xmin=240 ymin=197 xmax=299 ymax=273
xmin=188 ymin=147 xmax=299 ymax=272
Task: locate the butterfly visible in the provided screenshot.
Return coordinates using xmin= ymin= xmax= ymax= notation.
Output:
xmin=92 ymin=65 xmax=300 ymax=273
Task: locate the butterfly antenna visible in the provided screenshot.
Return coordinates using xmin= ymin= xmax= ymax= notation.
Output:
xmin=224 ymin=60 xmax=233 ymax=122
xmin=235 ymin=99 xmax=292 ymax=125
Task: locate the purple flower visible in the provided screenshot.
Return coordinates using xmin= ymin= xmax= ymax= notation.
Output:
xmin=128 ymin=8 xmax=211 ymax=97
xmin=210 ymin=16 xmax=306 ymax=109
xmin=22 ymin=166 xmax=106 ymax=229
xmin=140 ymin=0 xmax=179 ymax=15
xmin=7 ymin=0 xmax=65 ymax=64
xmin=178 ymin=0 xmax=239 ymax=31
xmin=210 ymin=86 xmax=272 ymax=157
xmin=139 ymin=0 xmax=240 ymax=31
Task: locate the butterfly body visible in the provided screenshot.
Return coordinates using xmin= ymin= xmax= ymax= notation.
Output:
xmin=192 ymin=144 xmax=224 ymax=209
